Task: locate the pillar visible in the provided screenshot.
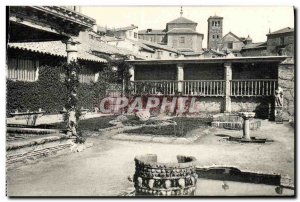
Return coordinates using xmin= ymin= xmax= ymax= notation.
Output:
xmin=239 ymin=112 xmax=255 ymax=140
xmin=66 ymin=38 xmax=79 ymax=63
xmin=243 ymin=117 xmax=251 ymax=140
xmin=177 ymin=63 xmax=184 ymax=93
xmin=224 ymin=62 xmax=232 ymax=113
xmin=129 ymin=65 xmax=135 ymax=82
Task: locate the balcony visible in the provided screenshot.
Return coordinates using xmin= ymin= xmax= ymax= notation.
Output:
xmin=130 ymin=79 xmax=278 ymax=97
xmin=230 ymin=79 xmax=278 ymax=96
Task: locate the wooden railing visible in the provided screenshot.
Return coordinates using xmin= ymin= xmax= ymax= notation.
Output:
xmin=131 ymin=80 xmax=178 ymax=95
xmin=130 ymin=79 xmax=278 ymax=97
xmin=230 ymin=79 xmax=278 ymax=96
xmin=182 ymin=80 xmax=225 ymax=96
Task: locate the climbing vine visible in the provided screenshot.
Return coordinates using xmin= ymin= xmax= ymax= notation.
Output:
xmin=62 ymin=61 xmax=85 ymax=143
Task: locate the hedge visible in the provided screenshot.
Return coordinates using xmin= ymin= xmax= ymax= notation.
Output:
xmin=6 ymin=65 xmax=112 ymax=115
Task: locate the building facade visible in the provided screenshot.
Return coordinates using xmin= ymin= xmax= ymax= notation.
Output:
xmin=138 ymin=29 xmax=166 ymax=44
xmin=207 ymin=15 xmax=223 ymax=50
xmin=138 ymin=8 xmax=204 ymax=54
xmin=266 ymin=27 xmax=294 ymax=56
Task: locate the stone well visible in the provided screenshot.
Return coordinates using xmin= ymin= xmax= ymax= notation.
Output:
xmin=134 ymin=154 xmax=198 ymax=196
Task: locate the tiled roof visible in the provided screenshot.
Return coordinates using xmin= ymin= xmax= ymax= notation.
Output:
xmin=209 ymin=49 xmax=227 ymax=56
xmin=177 ymin=48 xmax=194 ymax=52
xmin=84 ymin=38 xmax=146 ymax=59
xmin=113 ymin=25 xmax=138 ymax=32
xmin=101 ymin=35 xmax=124 ymax=42
xmin=222 ymin=32 xmax=242 ymax=42
xmin=8 ymin=32 xmax=148 ymax=62
xmin=126 ymin=39 xmax=155 ymax=52
xmin=242 ymin=42 xmax=267 ymax=50
xmin=138 ymin=39 xmax=178 ymax=53
xmin=138 ymin=29 xmax=166 ymax=35
xmin=167 ymin=16 xmax=197 ymax=24
xmin=267 ymin=27 xmax=294 ymax=36
xmin=8 ymin=41 xmax=107 ymax=63
xmin=181 ymin=51 xmax=203 ymax=56
xmin=167 ymin=28 xmax=203 ymax=35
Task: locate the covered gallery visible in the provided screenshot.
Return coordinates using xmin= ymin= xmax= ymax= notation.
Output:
xmin=126 ymin=56 xmax=293 ymax=119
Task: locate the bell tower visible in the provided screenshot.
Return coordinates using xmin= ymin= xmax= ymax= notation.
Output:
xmin=207 ymin=15 xmax=223 ymax=50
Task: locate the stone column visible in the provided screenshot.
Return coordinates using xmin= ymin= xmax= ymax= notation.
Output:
xmin=177 ymin=63 xmax=184 ymax=93
xmin=239 ymin=112 xmax=255 ymax=140
xmin=66 ymin=38 xmax=79 ymax=63
xmin=224 ymin=62 xmax=232 ymax=113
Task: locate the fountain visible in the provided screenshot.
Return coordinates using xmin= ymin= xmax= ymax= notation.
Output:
xmin=134 ymin=154 xmax=197 ymax=196
xmin=239 ymin=112 xmax=256 ymax=140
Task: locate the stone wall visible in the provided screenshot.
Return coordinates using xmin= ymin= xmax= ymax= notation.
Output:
xmin=193 ymin=97 xmax=224 ymax=113
xmin=167 ymin=34 xmax=203 ymax=52
xmin=267 ymin=32 xmax=294 ymax=56
xmin=278 ymin=59 xmax=294 ymax=121
xmin=241 ymin=48 xmax=268 ymax=57
xmin=231 ymin=97 xmax=272 ymax=119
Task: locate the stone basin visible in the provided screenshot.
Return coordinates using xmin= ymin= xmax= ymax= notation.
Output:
xmin=238 ymin=112 xmax=256 ymax=119
xmin=134 ymin=154 xmax=198 ymax=196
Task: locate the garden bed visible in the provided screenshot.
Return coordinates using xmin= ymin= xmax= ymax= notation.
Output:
xmin=45 ymin=115 xmax=117 ymax=131
xmin=123 ymin=117 xmax=211 ymax=137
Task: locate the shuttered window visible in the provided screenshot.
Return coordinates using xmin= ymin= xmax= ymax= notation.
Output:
xmin=7 ymin=58 xmax=38 ymax=82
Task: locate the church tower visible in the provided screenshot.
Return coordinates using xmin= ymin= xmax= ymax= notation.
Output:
xmin=207 ymin=15 xmax=223 ymax=50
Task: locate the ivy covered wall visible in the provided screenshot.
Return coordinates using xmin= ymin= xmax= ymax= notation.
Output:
xmin=6 ymin=65 xmax=112 ymax=115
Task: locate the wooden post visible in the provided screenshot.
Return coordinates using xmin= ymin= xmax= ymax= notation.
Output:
xmin=129 ymin=65 xmax=135 ymax=82
xmin=177 ymin=63 xmax=184 ymax=93
xmin=224 ymin=62 xmax=232 ymax=113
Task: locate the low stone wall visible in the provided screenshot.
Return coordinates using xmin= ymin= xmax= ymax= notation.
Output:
xmin=134 ymin=154 xmax=198 ymax=196
xmin=211 ymin=113 xmax=261 ymax=130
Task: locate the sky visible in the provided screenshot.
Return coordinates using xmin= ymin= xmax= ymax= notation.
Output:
xmin=81 ymin=6 xmax=294 ymax=48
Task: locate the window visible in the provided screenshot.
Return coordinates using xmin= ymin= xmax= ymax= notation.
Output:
xmin=169 ymin=53 xmax=172 ymax=57
xmin=227 ymin=42 xmax=233 ymax=49
xmin=7 ymin=58 xmax=38 ymax=81
xmin=180 ymin=37 xmax=185 ymax=43
xmin=212 ymin=21 xmax=215 ymax=27
xmin=134 ymin=32 xmax=137 ymax=38
xmin=212 ymin=35 xmax=215 ymax=39
xmin=217 ymin=35 xmax=219 ymax=39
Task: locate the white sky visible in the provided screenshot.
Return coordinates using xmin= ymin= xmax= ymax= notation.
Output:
xmin=81 ymin=6 xmax=294 ymax=48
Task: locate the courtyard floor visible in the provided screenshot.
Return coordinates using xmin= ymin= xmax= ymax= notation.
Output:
xmin=6 ymin=120 xmax=294 ymax=196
